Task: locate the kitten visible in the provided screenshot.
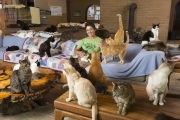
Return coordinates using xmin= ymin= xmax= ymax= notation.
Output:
xmin=105 ymin=14 xmax=124 ymax=45
xmin=6 ymin=46 xmax=19 ymax=51
xmin=98 ymin=31 xmax=129 ymax=64
xmin=39 ymin=36 xmax=55 ymax=57
xmin=44 ymin=25 xmax=57 ymax=32
xmin=141 ymin=23 xmax=160 ymax=42
xmin=10 ymin=56 xmax=33 ymax=95
xmin=146 ymin=60 xmax=176 ymax=106
xmin=16 ymin=20 xmax=30 ymax=30
xmin=53 ymin=27 xmax=79 ymax=49
xmin=112 ymin=82 xmax=135 ymax=116
xmin=69 ymin=56 xmax=88 ymax=78
xmin=88 ymin=52 xmax=107 ymax=93
xmin=143 ymin=40 xmax=167 ymax=51
xmin=62 ymin=62 xmax=98 ymax=120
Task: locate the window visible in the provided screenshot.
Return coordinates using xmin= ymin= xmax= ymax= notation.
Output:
xmin=87 ymin=5 xmax=100 ymax=20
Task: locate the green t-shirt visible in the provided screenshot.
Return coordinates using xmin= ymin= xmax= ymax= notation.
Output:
xmin=76 ymin=37 xmax=102 ymax=54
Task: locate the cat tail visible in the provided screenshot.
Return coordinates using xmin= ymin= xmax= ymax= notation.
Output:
xmin=124 ymin=31 xmax=129 ymax=46
xmin=92 ymin=103 xmax=98 ymax=120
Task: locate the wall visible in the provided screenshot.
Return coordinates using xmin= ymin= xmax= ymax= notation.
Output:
xmin=67 ymin=0 xmax=100 ymax=22
xmin=34 ymin=0 xmax=67 ymax=25
xmin=100 ymin=0 xmax=172 ymax=42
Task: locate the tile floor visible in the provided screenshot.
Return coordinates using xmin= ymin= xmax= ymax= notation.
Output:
xmin=0 ymin=83 xmax=67 ymax=120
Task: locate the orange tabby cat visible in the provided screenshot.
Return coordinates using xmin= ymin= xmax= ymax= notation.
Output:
xmin=99 ymin=31 xmax=129 ymax=64
xmin=105 ymin=14 xmax=124 ymax=45
xmin=88 ymin=52 xmax=107 ymax=92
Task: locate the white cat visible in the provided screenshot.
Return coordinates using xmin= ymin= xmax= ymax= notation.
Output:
xmin=62 ymin=62 xmax=98 ymax=120
xmin=146 ymin=60 xmax=176 ymax=106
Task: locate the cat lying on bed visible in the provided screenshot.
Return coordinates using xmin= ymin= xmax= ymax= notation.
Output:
xmin=98 ymin=31 xmax=129 ymax=64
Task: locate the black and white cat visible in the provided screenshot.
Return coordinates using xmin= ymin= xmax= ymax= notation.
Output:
xmin=141 ymin=23 xmax=160 ymax=45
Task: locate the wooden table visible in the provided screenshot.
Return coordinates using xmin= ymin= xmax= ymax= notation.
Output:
xmin=54 ymin=85 xmax=180 ymax=120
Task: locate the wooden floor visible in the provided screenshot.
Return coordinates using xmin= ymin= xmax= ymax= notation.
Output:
xmin=54 ymin=84 xmax=180 ymax=120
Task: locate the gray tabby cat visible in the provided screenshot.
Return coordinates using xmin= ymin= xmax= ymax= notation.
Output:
xmin=10 ymin=57 xmax=33 ymax=95
xmin=112 ymin=82 xmax=135 ymax=116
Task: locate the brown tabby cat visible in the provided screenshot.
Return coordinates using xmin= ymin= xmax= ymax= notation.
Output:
xmin=10 ymin=56 xmax=33 ymax=95
xmin=98 ymin=31 xmax=129 ymax=64
xmin=105 ymin=14 xmax=124 ymax=45
xmin=88 ymin=52 xmax=107 ymax=93
xmin=112 ymin=82 xmax=135 ymax=116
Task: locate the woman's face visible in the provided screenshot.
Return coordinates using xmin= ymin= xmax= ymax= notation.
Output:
xmin=86 ymin=26 xmax=95 ymax=37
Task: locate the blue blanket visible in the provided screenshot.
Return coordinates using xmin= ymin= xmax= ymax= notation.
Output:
xmin=101 ymin=44 xmax=166 ymax=78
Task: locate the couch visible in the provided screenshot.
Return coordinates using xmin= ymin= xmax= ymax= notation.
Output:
xmin=0 ymin=35 xmax=174 ymax=88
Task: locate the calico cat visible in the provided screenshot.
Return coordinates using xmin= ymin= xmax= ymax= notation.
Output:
xmin=69 ymin=56 xmax=88 ymax=78
xmin=6 ymin=46 xmax=19 ymax=51
xmin=98 ymin=31 xmax=129 ymax=64
xmin=17 ymin=20 xmax=30 ymax=30
xmin=44 ymin=25 xmax=57 ymax=32
xmin=105 ymin=14 xmax=124 ymax=45
xmin=53 ymin=27 xmax=79 ymax=49
xmin=39 ymin=36 xmax=55 ymax=57
xmin=62 ymin=62 xmax=98 ymax=120
xmin=146 ymin=60 xmax=176 ymax=106
xmin=141 ymin=23 xmax=160 ymax=42
xmin=112 ymin=82 xmax=135 ymax=116
xmin=143 ymin=40 xmax=167 ymax=51
xmin=10 ymin=56 xmax=32 ymax=95
xmin=88 ymin=52 xmax=107 ymax=93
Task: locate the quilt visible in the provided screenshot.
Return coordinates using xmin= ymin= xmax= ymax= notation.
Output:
xmin=3 ymin=38 xmax=78 ymax=71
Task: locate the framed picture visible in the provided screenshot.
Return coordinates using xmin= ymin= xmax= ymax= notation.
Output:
xmin=74 ymin=10 xmax=81 ymax=17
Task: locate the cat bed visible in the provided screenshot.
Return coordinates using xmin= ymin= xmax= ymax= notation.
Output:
xmin=101 ymin=43 xmax=166 ymax=78
xmin=0 ymin=65 xmax=59 ymax=115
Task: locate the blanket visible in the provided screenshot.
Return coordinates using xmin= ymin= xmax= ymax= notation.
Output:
xmin=101 ymin=49 xmax=166 ymax=78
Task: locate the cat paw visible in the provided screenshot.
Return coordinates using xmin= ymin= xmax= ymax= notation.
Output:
xmin=66 ymin=98 xmax=71 ymax=102
xmin=159 ymin=102 xmax=164 ymax=106
xmin=153 ymin=101 xmax=158 ymax=105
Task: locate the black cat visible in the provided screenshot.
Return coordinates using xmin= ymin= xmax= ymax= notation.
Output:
xmin=69 ymin=56 xmax=88 ymax=78
xmin=53 ymin=27 xmax=79 ymax=49
xmin=6 ymin=46 xmax=19 ymax=51
xmin=44 ymin=25 xmax=57 ymax=32
xmin=17 ymin=20 xmax=30 ymax=30
xmin=39 ymin=36 xmax=55 ymax=57
xmin=95 ymin=29 xmax=110 ymax=40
